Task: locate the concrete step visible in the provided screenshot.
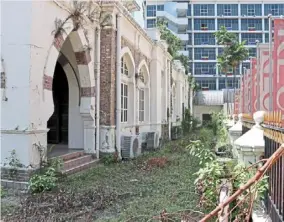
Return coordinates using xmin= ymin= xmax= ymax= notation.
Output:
xmin=58 ymin=151 xmax=85 ymax=162
xmin=62 ymin=159 xmax=99 ymax=175
xmin=63 ymin=155 xmax=93 ymax=171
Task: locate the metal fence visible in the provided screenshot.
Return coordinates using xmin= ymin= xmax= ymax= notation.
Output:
xmin=242 ymin=112 xmax=283 ymax=222
xmin=263 ymin=112 xmax=284 ymax=222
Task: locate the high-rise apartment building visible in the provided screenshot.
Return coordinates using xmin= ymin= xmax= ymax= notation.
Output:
xmin=143 ymin=0 xmax=284 ymax=91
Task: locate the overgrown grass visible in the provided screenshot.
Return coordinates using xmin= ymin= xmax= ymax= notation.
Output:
xmin=2 ymin=129 xmax=215 ymax=221
xmin=63 ymin=135 xmax=202 ymax=221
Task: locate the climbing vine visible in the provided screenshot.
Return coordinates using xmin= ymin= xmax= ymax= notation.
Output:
xmin=157 ymin=19 xmax=189 ymax=73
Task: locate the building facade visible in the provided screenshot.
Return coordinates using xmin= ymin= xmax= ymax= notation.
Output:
xmin=1 ymin=1 xmax=189 ymax=171
xmin=144 ymin=0 xmax=284 ymax=91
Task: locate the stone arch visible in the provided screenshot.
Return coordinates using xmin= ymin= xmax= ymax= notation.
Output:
xmin=43 ymin=24 xmax=95 ymax=153
xmin=121 ymin=47 xmax=135 ymax=79
xmin=43 ymin=26 xmax=94 ymax=123
xmin=137 ymin=59 xmax=150 ymax=87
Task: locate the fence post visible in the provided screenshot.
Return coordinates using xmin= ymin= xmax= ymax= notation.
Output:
xmin=234 ymin=111 xmax=266 ymax=166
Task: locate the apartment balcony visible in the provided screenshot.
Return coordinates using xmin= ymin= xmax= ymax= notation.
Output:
xmin=177 ymin=34 xmax=188 ymax=41
xmin=176 ymin=2 xmax=187 ymax=10
xmin=156 ymin=11 xmax=187 ymax=26
xmin=178 ymin=50 xmax=188 ymax=56
xmin=176 ymin=2 xmax=188 ymax=16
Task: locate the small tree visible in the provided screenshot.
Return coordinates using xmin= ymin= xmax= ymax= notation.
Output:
xmin=157 ymin=19 xmax=189 ymax=73
xmin=215 ymin=26 xmax=248 ymax=114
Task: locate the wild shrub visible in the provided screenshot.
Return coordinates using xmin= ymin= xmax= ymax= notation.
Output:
xmin=28 ymin=158 xmax=63 ymax=193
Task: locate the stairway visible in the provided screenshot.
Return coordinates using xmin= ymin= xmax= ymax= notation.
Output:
xmin=56 ymin=151 xmax=99 ymax=175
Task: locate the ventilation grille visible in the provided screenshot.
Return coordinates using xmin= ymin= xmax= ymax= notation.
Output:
xmin=146 ymin=132 xmax=159 ymax=150
xmin=121 ymin=135 xmax=141 ymax=159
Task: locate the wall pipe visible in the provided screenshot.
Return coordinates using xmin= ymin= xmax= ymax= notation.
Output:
xmin=116 ymin=13 xmax=122 ymax=159
xmin=95 ymin=27 xmax=101 ymax=158
xmin=168 ymin=60 xmax=171 ymax=140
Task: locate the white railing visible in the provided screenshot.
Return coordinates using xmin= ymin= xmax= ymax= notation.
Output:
xmin=157 ymin=11 xmax=187 ymax=26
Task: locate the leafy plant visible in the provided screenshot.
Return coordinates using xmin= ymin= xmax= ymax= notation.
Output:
xmin=174 ymin=54 xmax=189 ymax=74
xmin=0 ymin=186 xmax=7 ymax=198
xmin=157 ymin=19 xmax=189 ymax=72
xmin=3 ymin=149 xmax=24 ymax=179
xmin=181 ymin=108 xmax=201 ymax=134
xmin=29 ymin=167 xmax=58 ymax=193
xmin=157 ymin=19 xmax=182 ymax=58
xmin=101 ymin=153 xmax=118 ymax=165
xmin=188 ymin=75 xmax=200 ymax=93
xmin=229 ymin=163 xmax=268 ymax=221
xmin=28 ymin=157 xmax=63 ymax=193
xmin=233 ymin=164 xmax=268 ymax=202
xmin=194 ymin=160 xmax=223 ymax=210
xmin=187 ymin=140 xmax=215 ymax=165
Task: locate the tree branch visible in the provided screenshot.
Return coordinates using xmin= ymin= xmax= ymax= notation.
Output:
xmin=200 ymin=144 xmax=284 ymax=222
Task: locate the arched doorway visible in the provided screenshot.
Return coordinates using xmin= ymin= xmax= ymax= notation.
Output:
xmin=43 ymin=28 xmax=96 ymax=156
xmin=47 ymin=62 xmax=69 ymax=144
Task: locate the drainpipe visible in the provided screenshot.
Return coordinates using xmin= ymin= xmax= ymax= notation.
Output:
xmin=116 ymin=13 xmax=122 ymax=159
xmin=95 ymin=27 xmax=101 ymax=159
xmin=168 ymin=61 xmax=171 ymax=140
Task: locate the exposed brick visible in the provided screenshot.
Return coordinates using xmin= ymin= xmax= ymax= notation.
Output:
xmin=53 ymin=34 xmax=64 ymax=51
xmin=75 ymin=50 xmax=91 ymax=65
xmin=1 ymin=71 xmax=6 ymax=88
xmin=81 ymin=86 xmax=95 ymax=97
xmin=43 ymin=74 xmax=53 ymax=91
xmin=100 ymin=28 xmax=117 ymax=126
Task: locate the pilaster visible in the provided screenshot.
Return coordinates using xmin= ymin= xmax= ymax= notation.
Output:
xmin=234 ymin=111 xmax=265 ymax=166
xmin=229 ymin=114 xmax=243 ymax=158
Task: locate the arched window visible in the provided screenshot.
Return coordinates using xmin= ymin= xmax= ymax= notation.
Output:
xmin=138 ymin=88 xmax=145 ymax=122
xmin=121 ymin=83 xmax=128 ymax=123
xmin=121 ymin=57 xmax=129 ymax=76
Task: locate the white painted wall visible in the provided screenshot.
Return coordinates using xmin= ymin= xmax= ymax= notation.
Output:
xmin=1 ymin=0 xmax=191 ymax=168
xmin=1 ymin=1 xmax=97 ymax=166
xmin=193 ymin=105 xmax=223 ymax=122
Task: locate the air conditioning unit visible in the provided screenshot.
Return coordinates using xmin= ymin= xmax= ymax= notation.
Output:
xmin=146 ymin=131 xmax=160 ymax=150
xmin=139 ymin=132 xmax=148 ymax=151
xmin=121 ymin=134 xmax=141 ymax=159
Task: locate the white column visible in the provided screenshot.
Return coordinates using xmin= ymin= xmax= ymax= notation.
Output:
xmin=82 ymin=114 xmax=95 ymax=154
xmin=116 ymin=13 xmax=122 ymax=159
xmin=229 ymin=113 xmax=243 ymax=158
xmin=95 ymin=27 xmax=101 ymax=158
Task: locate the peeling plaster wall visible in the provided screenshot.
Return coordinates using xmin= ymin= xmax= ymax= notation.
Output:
xmin=1 ymin=1 xmax=34 ymax=166
xmin=1 ymin=1 xmax=32 ymax=129
xmin=1 ymin=1 xmax=96 ymax=166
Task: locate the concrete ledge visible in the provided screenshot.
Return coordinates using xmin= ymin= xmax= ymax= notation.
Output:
xmin=1 ymin=179 xmax=29 ymax=191
xmin=252 ymin=209 xmax=272 ymax=222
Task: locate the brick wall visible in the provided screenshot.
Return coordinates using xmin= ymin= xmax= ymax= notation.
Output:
xmin=100 ymin=28 xmax=117 ymax=126
xmin=1 ymin=167 xmax=34 ymax=182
